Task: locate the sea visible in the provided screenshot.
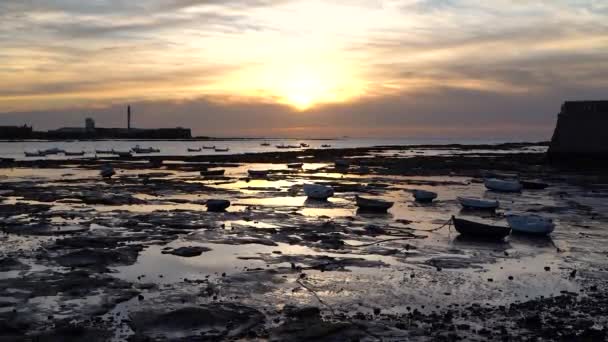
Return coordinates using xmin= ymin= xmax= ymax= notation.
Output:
xmin=0 ymin=137 xmax=546 ymax=160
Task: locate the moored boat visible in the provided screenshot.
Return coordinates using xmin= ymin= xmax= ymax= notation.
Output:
xmin=100 ymin=164 xmax=116 ymax=178
xmin=113 ymin=150 xmax=133 ymax=157
xmin=303 ymin=183 xmax=334 ymax=200
xmin=452 ymin=216 xmax=511 ymax=239
xmin=40 ymin=147 xmax=65 ymax=155
xmin=300 ymin=143 xmax=310 ymax=148
xmin=412 ymin=190 xmax=438 ymax=203
xmin=321 ymin=144 xmax=331 ymax=148
xmin=248 ymin=169 xmax=269 ymax=177
xmin=261 ymin=142 xmax=271 ymax=146
xmin=65 ymin=151 xmax=85 ymax=156
xmin=187 ymin=147 xmax=202 ymax=152
xmin=506 ymin=213 xmax=555 ymax=235
xmin=484 ymin=178 xmax=522 ymax=192
xmin=200 ymin=169 xmax=225 ymax=177
xmin=214 ymin=147 xmax=229 ymax=152
xmin=276 ymin=144 xmax=289 ymax=149
xmin=202 ymin=145 xmax=216 ymax=149
xmin=457 ymin=197 xmax=499 ymax=210
xmin=132 ymin=145 xmax=160 ymax=153
xmin=206 ymin=199 xmax=231 ymax=212
xmin=24 ymin=151 xmax=42 ymax=157
xmin=355 ymin=195 xmax=394 ymax=212
xmin=287 ymin=162 xmax=303 ymax=169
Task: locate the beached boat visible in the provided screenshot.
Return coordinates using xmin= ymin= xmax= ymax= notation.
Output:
xmin=521 ymin=180 xmax=549 ymax=190
xmin=287 ymin=163 xmax=303 ymax=169
xmin=335 ymin=159 xmax=350 ymax=168
xmin=412 ymin=190 xmax=438 ymax=203
xmin=200 ymin=169 xmax=225 ymax=177
xmin=303 ymin=184 xmax=334 ymax=200
xmin=214 ymin=147 xmax=229 ymax=152
xmin=131 ymin=145 xmax=160 ymax=153
xmin=506 ymin=213 xmax=555 ymax=235
xmin=187 ymin=147 xmax=202 ymax=152
xmin=206 ymin=199 xmax=231 ymax=212
xmin=248 ymin=169 xmax=269 ymax=177
xmin=202 ymin=145 xmax=216 ymax=149
xmin=484 ymin=178 xmax=522 ymax=192
xmin=457 ymin=197 xmax=499 ymax=210
xmin=452 ymin=216 xmax=511 ymax=239
xmin=24 ymin=151 xmax=42 ymax=157
xmin=355 ymin=195 xmax=394 ymax=212
xmin=65 ymin=151 xmax=85 ymax=156
xmin=99 ymin=164 xmax=115 ymax=178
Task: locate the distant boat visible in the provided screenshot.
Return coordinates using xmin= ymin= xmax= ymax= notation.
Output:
xmin=214 ymin=147 xmax=229 ymax=152
xmin=300 ymin=143 xmax=310 ymax=148
xmin=457 ymin=197 xmax=499 ymax=210
xmin=452 ymin=216 xmax=511 ymax=239
xmin=65 ymin=151 xmax=85 ymax=156
xmin=100 ymin=164 xmax=115 ymax=178
xmin=484 ymin=178 xmax=522 ymax=192
xmin=24 ymin=151 xmax=42 ymax=157
xmin=276 ymin=144 xmax=289 ymax=149
xmin=335 ymin=159 xmax=350 ymax=168
xmin=506 ymin=213 xmax=555 ymax=235
xmin=113 ymin=150 xmax=132 ymax=157
xmin=521 ymin=180 xmax=549 ymax=190
xmin=303 ymin=184 xmax=334 ymax=200
xmin=132 ymin=145 xmax=160 ymax=153
xmin=287 ymin=162 xmax=303 ymax=169
xmin=261 ymin=142 xmax=271 ymax=146
xmin=200 ymin=169 xmax=225 ymax=177
xmin=321 ymin=144 xmax=332 ymax=148
xmin=40 ymin=147 xmax=65 ymax=155
xmin=248 ymin=169 xmax=269 ymax=177
xmin=412 ymin=190 xmax=437 ymax=203
xmin=287 ymin=145 xmax=300 ymax=148
xmin=187 ymin=147 xmax=202 ymax=152
xmin=202 ymin=145 xmax=216 ymax=149
xmin=206 ymin=199 xmax=231 ymax=212
xmin=355 ymin=195 xmax=394 ymax=212
xmin=95 ymin=149 xmax=113 ymax=154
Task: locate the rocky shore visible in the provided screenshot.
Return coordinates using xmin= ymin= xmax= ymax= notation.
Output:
xmin=1 ymin=143 xmax=606 ymax=341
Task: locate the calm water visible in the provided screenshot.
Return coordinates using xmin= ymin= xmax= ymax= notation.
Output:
xmin=0 ymin=137 xmax=539 ymax=160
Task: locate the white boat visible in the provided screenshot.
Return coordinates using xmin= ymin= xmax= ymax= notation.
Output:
xmin=355 ymin=195 xmax=394 ymax=212
xmin=99 ymin=164 xmax=115 ymax=178
xmin=484 ymin=178 xmax=522 ymax=192
xmin=412 ymin=190 xmax=438 ymax=202
xmin=303 ymin=184 xmax=334 ymax=200
xmin=458 ymin=196 xmax=499 ymax=210
xmin=506 ymin=213 xmax=555 ymax=235
xmin=248 ymin=169 xmax=269 ymax=177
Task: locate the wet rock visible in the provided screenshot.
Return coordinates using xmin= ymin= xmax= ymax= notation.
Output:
xmin=0 ymin=203 xmax=51 ymax=217
xmin=161 ymin=246 xmax=212 ymax=257
xmin=0 ymin=257 xmax=30 ymax=272
xmin=29 ymin=324 xmax=111 ymax=342
xmin=54 ymin=246 xmax=142 ymax=269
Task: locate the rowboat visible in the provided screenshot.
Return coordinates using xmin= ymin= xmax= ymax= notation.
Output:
xmin=200 ymin=169 xmax=225 ymax=177
xmin=484 ymin=178 xmax=522 ymax=192
xmin=24 ymin=151 xmax=42 ymax=157
xmin=202 ymin=145 xmax=216 ymax=149
xmin=206 ymin=199 xmax=231 ymax=212
xmin=452 ymin=216 xmax=511 ymax=239
xmin=457 ymin=197 xmax=499 ymax=210
xmin=214 ymin=148 xmax=229 ymax=152
xmin=521 ymin=180 xmax=549 ymax=190
xmin=65 ymin=151 xmax=85 ymax=156
xmin=248 ymin=169 xmax=269 ymax=177
xmin=355 ymin=195 xmax=394 ymax=212
xmin=287 ymin=163 xmax=303 ymax=169
xmin=303 ymin=184 xmax=334 ymax=200
xmin=412 ymin=190 xmax=438 ymax=203
xmin=300 ymin=143 xmax=310 ymax=148
xmin=187 ymin=147 xmax=202 ymax=152
xmin=506 ymin=213 xmax=555 ymax=235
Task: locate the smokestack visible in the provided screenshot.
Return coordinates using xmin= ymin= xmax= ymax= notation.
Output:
xmin=127 ymin=105 xmax=131 ymax=130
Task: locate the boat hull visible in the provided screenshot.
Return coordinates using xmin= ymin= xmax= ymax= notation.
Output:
xmin=452 ymin=217 xmax=511 ymax=239
xmin=355 ymin=196 xmax=394 ymax=212
xmin=506 ymin=215 xmax=555 ymax=235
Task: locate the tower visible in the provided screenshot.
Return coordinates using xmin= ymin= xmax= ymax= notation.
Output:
xmin=127 ymin=105 xmax=131 ymax=130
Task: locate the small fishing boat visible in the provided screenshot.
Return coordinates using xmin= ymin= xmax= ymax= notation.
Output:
xmin=276 ymin=144 xmax=289 ymax=149
xmin=65 ymin=151 xmax=85 ymax=156
xmin=260 ymin=142 xmax=271 ymax=146
xmin=355 ymin=195 xmax=394 ymax=212
xmin=187 ymin=147 xmax=202 ymax=152
xmin=287 ymin=163 xmax=303 ymax=169
xmin=206 ymin=199 xmax=231 ymax=212
xmin=95 ymin=149 xmax=114 ymax=154
xmin=452 ymin=216 xmax=511 ymax=239
xmin=99 ymin=164 xmax=115 ymax=178
xmin=412 ymin=190 xmax=438 ymax=203
xmin=132 ymin=145 xmax=160 ymax=153
xmin=214 ymin=147 xmax=229 ymax=152
xmin=457 ymin=197 xmax=499 ymax=210
xmin=248 ymin=169 xmax=269 ymax=177
xmin=335 ymin=159 xmax=350 ymax=168
xmin=521 ymin=180 xmax=549 ymax=190
xmin=300 ymin=143 xmax=310 ymax=148
xmin=24 ymin=151 xmax=42 ymax=157
xmin=287 ymin=145 xmax=300 ymax=148
xmin=506 ymin=213 xmax=555 ymax=235
xmin=303 ymin=184 xmax=334 ymax=200
xmin=40 ymin=147 xmax=65 ymax=155
xmin=321 ymin=144 xmax=332 ymax=148
xmin=200 ymin=169 xmax=225 ymax=177
xmin=202 ymin=145 xmax=216 ymax=149
xmin=484 ymin=178 xmax=522 ymax=192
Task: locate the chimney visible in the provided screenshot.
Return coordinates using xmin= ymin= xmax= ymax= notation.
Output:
xmin=127 ymin=105 xmax=131 ymax=130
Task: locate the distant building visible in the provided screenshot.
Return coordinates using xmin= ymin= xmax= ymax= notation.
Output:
xmin=85 ymin=118 xmax=95 ymax=131
xmin=0 ymin=125 xmax=33 ymax=139
xmin=548 ymin=100 xmax=608 ymax=159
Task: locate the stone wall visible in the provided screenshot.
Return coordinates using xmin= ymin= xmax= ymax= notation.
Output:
xmin=548 ymin=101 xmax=608 ymax=159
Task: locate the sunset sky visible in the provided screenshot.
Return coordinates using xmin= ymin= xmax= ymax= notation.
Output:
xmin=1 ymin=1 xmax=607 ymax=138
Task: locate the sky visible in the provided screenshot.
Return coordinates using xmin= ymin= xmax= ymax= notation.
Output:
xmin=1 ymin=0 xmax=607 ymax=139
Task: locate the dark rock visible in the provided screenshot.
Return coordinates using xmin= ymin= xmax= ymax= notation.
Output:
xmin=161 ymin=246 xmax=211 ymax=257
